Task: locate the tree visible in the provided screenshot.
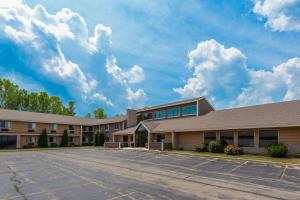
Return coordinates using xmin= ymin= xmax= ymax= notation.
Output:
xmin=85 ymin=113 xmax=91 ymax=118
xmin=38 ymin=129 xmax=48 ymax=148
xmin=94 ymin=130 xmax=105 ymax=146
xmin=68 ymin=100 xmax=76 ymax=116
xmin=61 ymin=130 xmax=69 ymax=147
xmin=0 ymin=78 xmax=75 ymax=116
xmin=93 ymin=108 xmax=107 ymax=119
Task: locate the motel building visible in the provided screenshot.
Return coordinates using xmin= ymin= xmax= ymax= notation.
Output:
xmin=1 ymin=97 xmax=300 ymax=155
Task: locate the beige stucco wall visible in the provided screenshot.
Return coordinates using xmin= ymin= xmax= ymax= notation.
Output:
xmin=176 ymin=132 xmax=203 ymax=150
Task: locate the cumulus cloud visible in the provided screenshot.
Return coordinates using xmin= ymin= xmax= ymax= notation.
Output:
xmin=253 ymin=0 xmax=300 ymax=32
xmin=0 ymin=0 xmax=146 ymax=109
xmin=174 ymin=39 xmax=300 ymax=108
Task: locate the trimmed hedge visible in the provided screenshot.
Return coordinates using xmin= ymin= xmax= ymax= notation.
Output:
xmin=194 ymin=144 xmax=207 ymax=152
xmin=224 ymin=145 xmax=243 ymax=155
xmin=266 ymin=143 xmax=288 ymax=158
xmin=208 ymin=140 xmax=224 ymax=153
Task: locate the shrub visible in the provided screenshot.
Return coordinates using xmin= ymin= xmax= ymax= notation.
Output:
xmin=38 ymin=129 xmax=48 ymax=148
xmin=50 ymin=143 xmax=58 ymax=148
xmin=266 ymin=143 xmax=288 ymax=158
xmin=295 ymin=151 xmax=300 ymax=158
xmin=208 ymin=140 xmax=224 ymax=153
xmin=194 ymin=144 xmax=207 ymax=152
xmin=178 ymin=147 xmax=184 ymax=151
xmin=224 ymin=145 xmax=243 ymax=155
xmin=60 ymin=130 xmax=69 ymax=147
xmin=94 ymin=130 xmax=104 ymax=146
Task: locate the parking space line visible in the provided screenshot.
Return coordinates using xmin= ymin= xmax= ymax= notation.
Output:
xmin=228 ymin=161 xmax=249 ymax=173
xmin=192 ymin=158 xmax=218 ymax=168
xmin=280 ymin=165 xmax=288 ymax=180
xmin=108 ymin=192 xmax=135 ymax=200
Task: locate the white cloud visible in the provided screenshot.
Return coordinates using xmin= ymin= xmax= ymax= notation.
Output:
xmin=175 ymin=39 xmax=300 ymax=108
xmin=174 ymin=39 xmax=250 ymax=106
xmin=253 ymin=0 xmax=300 ymax=32
xmin=0 ymin=0 xmax=146 ymax=109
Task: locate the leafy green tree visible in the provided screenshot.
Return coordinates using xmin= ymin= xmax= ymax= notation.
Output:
xmin=93 ymin=108 xmax=107 ymax=119
xmin=85 ymin=113 xmax=91 ymax=118
xmin=61 ymin=130 xmax=69 ymax=147
xmin=0 ymin=78 xmax=75 ymax=116
xmin=38 ymin=129 xmax=48 ymax=148
xmin=94 ymin=130 xmax=105 ymax=146
xmin=68 ymin=100 xmax=76 ymax=116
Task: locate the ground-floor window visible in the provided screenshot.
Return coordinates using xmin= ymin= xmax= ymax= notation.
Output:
xmin=49 ymin=137 xmax=56 ymax=143
xmin=204 ymin=132 xmax=216 ymax=145
xmin=220 ymin=131 xmax=234 ymax=146
xmin=259 ymin=130 xmax=278 ymax=147
xmin=238 ymin=130 xmax=254 ymax=147
xmin=156 ymin=134 xmax=165 ymax=142
xmin=83 ymin=137 xmax=89 ymax=143
xmin=105 ymin=136 xmax=109 ymax=142
xmin=123 ymin=135 xmax=129 ymax=142
xmin=27 ymin=136 xmax=35 ymax=144
xmin=69 ymin=137 xmax=73 ymax=143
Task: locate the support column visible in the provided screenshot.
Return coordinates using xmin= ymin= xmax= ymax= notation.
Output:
xmin=80 ymin=125 xmax=82 ymax=146
xmin=254 ymin=129 xmax=259 ymax=148
xmin=16 ymin=135 xmax=21 ymax=149
xmin=234 ymin=130 xmax=238 ymax=146
xmin=216 ymin=131 xmax=220 ymax=141
xmin=172 ymin=132 xmax=176 ymax=149
xmin=147 ymin=131 xmax=151 ymax=150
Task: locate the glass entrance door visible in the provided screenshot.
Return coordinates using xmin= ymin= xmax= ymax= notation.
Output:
xmin=135 ymin=125 xmax=148 ymax=147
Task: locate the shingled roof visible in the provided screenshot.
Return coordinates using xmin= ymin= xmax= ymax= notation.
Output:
xmin=114 ymin=100 xmax=300 ymax=135
xmin=0 ymin=109 xmax=126 ymax=125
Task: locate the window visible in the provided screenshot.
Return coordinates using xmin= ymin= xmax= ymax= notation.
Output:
xmin=259 ymin=130 xmax=278 ymax=147
xmin=69 ymin=137 xmax=73 ymax=143
xmin=0 ymin=121 xmax=11 ymax=129
xmin=105 ymin=136 xmax=110 ymax=142
xmin=182 ymin=105 xmax=197 ymax=116
xmin=69 ymin=125 xmax=74 ymax=130
xmin=49 ymin=136 xmax=56 ymax=143
xmin=167 ymin=108 xmax=180 ymax=118
xmin=83 ymin=137 xmax=89 ymax=143
xmin=114 ymin=123 xmax=120 ymax=130
xmin=220 ymin=131 xmax=234 ymax=146
xmin=204 ymin=132 xmax=216 ymax=145
xmin=154 ymin=110 xmax=166 ymax=119
xmin=27 ymin=123 xmax=36 ymax=132
xmin=27 ymin=136 xmax=35 ymax=144
xmin=49 ymin=124 xmax=57 ymax=131
xmin=123 ymin=136 xmax=129 ymax=142
xmin=238 ymin=130 xmax=254 ymax=147
xmin=143 ymin=112 xmax=153 ymax=120
xmin=156 ymin=134 xmax=165 ymax=142
xmin=104 ymin=124 xmax=109 ymax=131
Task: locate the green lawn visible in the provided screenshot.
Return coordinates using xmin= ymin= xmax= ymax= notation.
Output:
xmin=167 ymin=150 xmax=300 ymax=165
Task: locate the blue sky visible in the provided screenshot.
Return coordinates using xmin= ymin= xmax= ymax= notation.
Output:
xmin=0 ymin=0 xmax=300 ymax=116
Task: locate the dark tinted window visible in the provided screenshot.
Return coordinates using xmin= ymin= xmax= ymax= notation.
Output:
xmin=154 ymin=110 xmax=166 ymax=119
xmin=157 ymin=134 xmax=165 ymax=142
xmin=143 ymin=112 xmax=153 ymax=120
xmin=238 ymin=130 xmax=254 ymax=147
xmin=259 ymin=130 xmax=278 ymax=147
xmin=182 ymin=105 xmax=197 ymax=116
xmin=167 ymin=108 xmax=180 ymax=118
xmin=204 ymin=132 xmax=216 ymax=145
xmin=220 ymin=131 xmax=234 ymax=146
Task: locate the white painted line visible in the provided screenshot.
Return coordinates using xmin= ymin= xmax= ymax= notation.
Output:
xmin=280 ymin=165 xmax=288 ymax=180
xmin=228 ymin=161 xmax=249 ymax=173
xmin=192 ymin=158 xmax=218 ymax=168
xmin=108 ymin=192 xmax=135 ymax=200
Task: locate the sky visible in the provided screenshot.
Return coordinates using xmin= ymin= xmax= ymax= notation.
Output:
xmin=0 ymin=0 xmax=300 ymax=117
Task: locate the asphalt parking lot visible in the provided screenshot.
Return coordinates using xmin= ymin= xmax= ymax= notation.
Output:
xmin=0 ymin=149 xmax=300 ymax=200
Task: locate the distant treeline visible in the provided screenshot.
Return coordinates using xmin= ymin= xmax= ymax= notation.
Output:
xmin=0 ymin=78 xmax=75 ymax=116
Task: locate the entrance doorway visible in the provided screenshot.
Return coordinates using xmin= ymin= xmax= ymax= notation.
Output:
xmin=0 ymin=135 xmax=17 ymax=149
xmin=135 ymin=124 xmax=148 ymax=147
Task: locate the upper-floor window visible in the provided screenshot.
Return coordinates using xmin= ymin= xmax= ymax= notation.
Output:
xmin=154 ymin=110 xmax=166 ymax=119
xmin=114 ymin=123 xmax=120 ymax=130
xmin=104 ymin=124 xmax=109 ymax=131
xmin=0 ymin=121 xmax=11 ymax=129
xmin=27 ymin=122 xmax=36 ymax=132
xmin=167 ymin=108 xmax=180 ymax=118
xmin=143 ymin=112 xmax=153 ymax=120
xmin=49 ymin=124 xmax=58 ymax=133
xmin=182 ymin=105 xmax=197 ymax=116
xmin=69 ymin=125 xmax=74 ymax=130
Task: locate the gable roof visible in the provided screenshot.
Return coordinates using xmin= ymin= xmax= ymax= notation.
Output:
xmin=114 ymin=99 xmax=300 ymax=135
xmin=137 ymin=96 xmax=213 ymax=112
xmin=0 ymin=109 xmax=126 ymax=125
